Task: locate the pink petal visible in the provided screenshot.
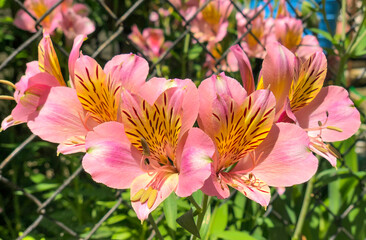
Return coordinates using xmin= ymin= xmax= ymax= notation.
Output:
xmin=295 ymin=86 xmax=361 ymax=142
xmin=103 ymin=54 xmax=149 ymax=93
xmin=1 ymin=115 xmax=23 ymax=131
xmin=197 ymin=73 xmax=247 ymax=136
xmin=225 ymin=172 xmax=271 ymax=206
xmin=11 ymin=92 xmax=40 ymax=123
xmin=201 ymin=168 xmax=231 ymax=199
xmin=28 ymin=87 xmax=88 ymax=143
xmin=276 ymin=97 xmax=297 ymax=123
xmin=69 ymin=34 xmax=86 ymax=86
xmin=82 ymin=122 xmax=144 ymax=189
xmin=12 ymin=73 xmax=60 ymax=122
xmin=175 ymin=128 xmax=215 ymax=197
xmin=296 ymin=35 xmax=323 ymax=60
xmin=236 ymin=123 xmax=318 ymax=187
xmin=25 ymin=61 xmax=41 ymax=76
xmin=261 ymin=42 xmax=295 ymax=111
xmin=131 ymin=173 xmax=179 ymax=221
xmin=143 ymin=28 xmax=164 ymax=56
xmin=60 ymin=9 xmax=95 ymax=41
xmin=138 ymin=78 xmax=199 ymax=138
xmin=309 ymin=139 xmax=337 ymax=166
xmin=72 ymin=3 xmax=90 ymax=16
xmin=14 ymin=10 xmax=36 ymax=32
xmin=57 ymin=135 xmax=86 ymax=155
xmin=230 ymin=44 xmax=255 ymax=94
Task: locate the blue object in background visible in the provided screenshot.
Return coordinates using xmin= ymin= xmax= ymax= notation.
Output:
xmin=248 ymin=0 xmax=340 ymax=48
xmin=315 ymin=0 xmax=340 ymax=48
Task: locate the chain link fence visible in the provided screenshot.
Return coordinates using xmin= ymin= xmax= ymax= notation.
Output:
xmin=0 ymin=0 xmax=365 ymax=239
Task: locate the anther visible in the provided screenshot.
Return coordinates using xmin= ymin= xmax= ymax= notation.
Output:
xmin=326 ymin=144 xmax=342 ymax=159
xmin=147 ymin=189 xmax=158 ymax=209
xmin=140 ymin=187 xmax=152 ymax=203
xmin=141 ymin=137 xmax=150 ymax=156
xmin=312 ymin=143 xmax=328 ymax=154
xmin=131 ymin=189 xmax=145 ymax=202
xmin=326 ymin=126 xmax=343 ymax=132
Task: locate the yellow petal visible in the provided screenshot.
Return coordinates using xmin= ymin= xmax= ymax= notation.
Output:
xmin=289 ymin=53 xmax=327 ymax=112
xmin=38 ymin=34 xmax=65 ymax=86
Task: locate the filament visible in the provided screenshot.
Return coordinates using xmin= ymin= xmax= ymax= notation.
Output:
xmin=0 ymin=80 xmax=16 ymax=89
xmin=0 ymin=95 xmax=15 ymax=101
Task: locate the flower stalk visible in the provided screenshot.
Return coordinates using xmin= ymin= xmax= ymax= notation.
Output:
xmin=292 ymin=176 xmax=316 ymax=240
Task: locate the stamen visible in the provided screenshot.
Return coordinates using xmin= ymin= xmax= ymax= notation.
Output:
xmin=326 ymin=126 xmax=343 ymax=132
xmin=131 ymin=189 xmax=145 ymax=202
xmin=312 ymin=143 xmax=329 ymax=154
xmin=0 ymin=95 xmax=15 ymax=101
xmin=141 ymin=137 xmax=150 ymax=156
xmin=140 ymin=187 xmax=153 ymax=203
xmin=0 ymin=80 xmax=16 ymax=89
xmin=147 ymin=189 xmax=158 ymax=209
xmin=326 ymin=144 xmax=342 ymax=159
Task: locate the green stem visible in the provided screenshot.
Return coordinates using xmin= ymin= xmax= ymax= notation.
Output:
xmin=335 ymin=55 xmax=347 ymax=86
xmin=156 ymin=64 xmax=162 ymax=77
xmin=192 ymin=194 xmax=210 ymax=240
xmin=187 ymin=196 xmax=202 ymax=212
xmin=341 ymin=0 xmax=346 ymax=42
xmin=148 ymin=214 xmax=164 ymax=240
xmin=292 ymin=176 xmax=316 ymax=240
xmin=320 ymin=0 xmax=334 ymax=36
xmin=182 ymin=34 xmax=190 ymax=78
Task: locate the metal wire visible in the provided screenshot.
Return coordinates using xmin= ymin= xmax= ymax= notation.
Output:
xmin=1 ymin=1 xmax=365 ymax=239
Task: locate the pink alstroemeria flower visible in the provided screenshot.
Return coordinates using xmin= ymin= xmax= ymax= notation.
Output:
xmin=198 ymin=73 xmax=318 ymax=205
xmin=203 ymin=42 xmax=238 ymax=75
xmin=82 ymin=78 xmax=215 ymax=220
xmin=236 ymin=7 xmax=273 ymax=59
xmin=59 ymin=0 xmax=95 ymax=42
xmin=258 ymin=42 xmax=361 ymax=166
xmin=14 ymin=0 xmax=61 ymax=33
xmin=1 ymin=33 xmax=65 ymax=131
xmin=236 ymin=2 xmax=322 ymax=59
xmin=14 ymin=0 xmax=95 ymax=41
xmin=191 ymin=0 xmax=233 ymax=43
xmin=128 ymin=25 xmax=172 ymax=62
xmin=28 ymin=35 xmax=149 ymax=154
xmin=170 ymin=0 xmax=198 ymax=21
xmin=272 ymin=17 xmax=322 ymax=60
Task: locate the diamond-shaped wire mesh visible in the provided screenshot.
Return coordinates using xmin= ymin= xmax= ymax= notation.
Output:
xmin=0 ymin=0 xmax=365 ymax=239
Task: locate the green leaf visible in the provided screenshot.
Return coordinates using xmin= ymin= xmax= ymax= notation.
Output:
xmin=233 ymin=193 xmax=246 ymax=229
xmin=163 ymin=193 xmax=177 ymax=231
xmin=207 ymin=204 xmax=228 ymax=239
xmin=30 ymin=173 xmax=46 ymax=184
xmin=177 ymin=209 xmax=201 ymax=238
xmin=308 ymin=28 xmax=334 ymax=42
xmin=24 ymin=183 xmax=59 ymax=193
xmin=212 ymin=230 xmax=257 ymax=240
xmin=0 ymin=0 xmax=6 ymax=8
xmin=188 ymin=45 xmax=203 ymax=60
xmin=111 ymin=232 xmax=131 ymax=240
xmin=107 ymin=215 xmax=127 ymax=225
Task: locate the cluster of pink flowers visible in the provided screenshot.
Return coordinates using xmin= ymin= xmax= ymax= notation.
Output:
xmin=14 ymin=0 xmax=95 ymax=41
xmin=1 ymin=33 xmax=360 ymax=221
xmin=128 ymin=25 xmax=172 ymax=62
xmin=236 ymin=0 xmax=322 ymax=59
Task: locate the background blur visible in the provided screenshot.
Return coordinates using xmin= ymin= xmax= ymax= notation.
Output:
xmin=0 ymin=0 xmax=365 ymax=239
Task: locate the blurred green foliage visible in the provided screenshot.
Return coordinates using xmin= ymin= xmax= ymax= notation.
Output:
xmin=0 ymin=0 xmax=365 ymax=239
